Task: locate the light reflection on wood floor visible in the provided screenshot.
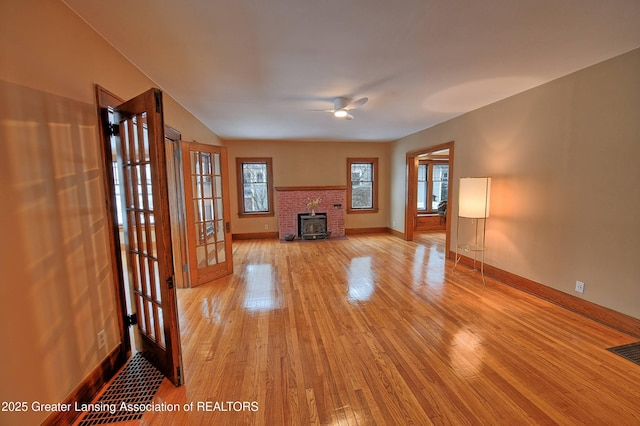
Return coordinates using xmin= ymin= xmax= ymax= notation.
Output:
xmin=137 ymin=232 xmax=639 ymax=425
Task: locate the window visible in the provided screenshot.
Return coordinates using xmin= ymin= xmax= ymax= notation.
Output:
xmin=236 ymin=158 xmax=274 ymax=217
xmin=431 ymin=164 xmax=449 ymax=210
xmin=347 ymin=158 xmax=378 ymax=213
xmin=417 ymin=163 xmax=428 ymax=211
xmin=417 ymin=162 xmax=449 ymax=212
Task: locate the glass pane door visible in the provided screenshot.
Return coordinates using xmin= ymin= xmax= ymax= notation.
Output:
xmin=184 ymin=143 xmax=232 ymax=285
xmin=115 ymin=88 xmax=182 ymax=385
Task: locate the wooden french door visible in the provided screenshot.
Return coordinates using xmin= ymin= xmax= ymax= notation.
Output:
xmin=114 ymin=88 xmax=183 ymax=385
xmin=182 ymin=142 xmax=233 ymax=286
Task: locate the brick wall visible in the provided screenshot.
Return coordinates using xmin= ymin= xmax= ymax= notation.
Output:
xmin=276 ymin=187 xmax=346 ymax=239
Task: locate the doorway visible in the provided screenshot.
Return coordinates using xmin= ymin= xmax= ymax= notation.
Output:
xmin=405 ymin=141 xmax=455 ymax=258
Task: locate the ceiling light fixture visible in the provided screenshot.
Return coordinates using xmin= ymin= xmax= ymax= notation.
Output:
xmin=307 ymin=97 xmax=365 ymax=120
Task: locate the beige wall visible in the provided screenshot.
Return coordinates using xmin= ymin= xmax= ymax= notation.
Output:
xmin=0 ymin=0 xmax=222 ymax=146
xmin=391 ymin=48 xmax=640 ymax=319
xmin=224 ymin=139 xmax=390 ymax=234
xmin=0 ymin=1 xmax=221 ymax=423
xmin=0 ymin=81 xmax=116 ymax=425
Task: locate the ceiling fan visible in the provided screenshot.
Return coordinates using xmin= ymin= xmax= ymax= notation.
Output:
xmin=316 ymin=97 xmax=368 ymax=120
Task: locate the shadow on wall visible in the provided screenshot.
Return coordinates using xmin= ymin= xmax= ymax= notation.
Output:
xmin=0 ymin=80 xmax=118 ymax=423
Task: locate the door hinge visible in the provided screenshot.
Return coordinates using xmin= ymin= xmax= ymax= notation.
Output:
xmin=108 ymin=123 xmax=120 ymax=137
xmin=167 ymin=275 xmax=174 ymax=289
xmin=225 ymin=221 xmax=231 ymax=233
xmin=125 ymin=313 xmax=138 ymax=327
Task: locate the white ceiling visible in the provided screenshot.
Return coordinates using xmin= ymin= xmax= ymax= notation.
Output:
xmin=63 ymin=0 xmax=640 ymax=142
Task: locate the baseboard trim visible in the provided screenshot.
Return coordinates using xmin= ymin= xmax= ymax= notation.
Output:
xmin=450 ymin=252 xmax=640 ymax=338
xmin=387 ymin=227 xmax=405 ymax=239
xmin=232 ymin=232 xmax=279 ymax=240
xmin=232 ymin=229 xmax=402 ymax=239
xmin=43 ymin=345 xmax=127 ymax=426
xmin=345 ymin=227 xmax=388 ymax=235
xmin=232 ymin=228 xmax=406 ymax=240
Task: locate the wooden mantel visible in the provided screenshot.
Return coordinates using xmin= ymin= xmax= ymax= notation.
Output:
xmin=276 ymin=186 xmax=346 ymax=191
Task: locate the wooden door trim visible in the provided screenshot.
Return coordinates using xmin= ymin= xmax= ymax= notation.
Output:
xmin=95 ymin=85 xmax=130 ymax=360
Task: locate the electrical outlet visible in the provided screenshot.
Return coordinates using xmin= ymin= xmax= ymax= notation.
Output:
xmin=264 ymin=224 xmax=269 ymax=230
xmin=575 ymin=280 xmax=585 ymax=294
xmin=97 ymin=330 xmax=106 ymax=349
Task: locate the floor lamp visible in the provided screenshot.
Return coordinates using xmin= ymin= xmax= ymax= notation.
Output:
xmin=453 ymin=177 xmax=491 ymax=285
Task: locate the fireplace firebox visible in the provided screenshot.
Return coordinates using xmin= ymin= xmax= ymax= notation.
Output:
xmin=298 ymin=213 xmax=329 ymax=239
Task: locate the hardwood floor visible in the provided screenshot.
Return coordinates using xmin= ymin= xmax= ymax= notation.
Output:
xmin=138 ymin=233 xmax=639 ymax=425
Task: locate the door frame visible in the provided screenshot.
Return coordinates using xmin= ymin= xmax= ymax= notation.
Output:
xmin=95 ymin=85 xmax=131 ymax=364
xmin=405 ymin=141 xmax=455 ymax=258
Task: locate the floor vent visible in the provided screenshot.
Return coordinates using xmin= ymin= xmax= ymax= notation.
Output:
xmin=608 ymin=342 xmax=640 ymax=366
xmin=77 ymin=353 xmax=165 ymax=425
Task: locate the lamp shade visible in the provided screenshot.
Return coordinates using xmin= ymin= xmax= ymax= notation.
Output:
xmin=458 ymin=177 xmax=491 ymax=218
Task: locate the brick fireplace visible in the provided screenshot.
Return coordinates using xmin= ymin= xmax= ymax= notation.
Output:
xmin=275 ymin=186 xmax=346 ymax=239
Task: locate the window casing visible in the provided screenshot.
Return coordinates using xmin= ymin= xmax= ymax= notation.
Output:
xmin=347 ymin=158 xmax=378 ymax=213
xmin=236 ymin=158 xmax=274 ymax=217
xmin=417 ymin=161 xmax=449 ymax=212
